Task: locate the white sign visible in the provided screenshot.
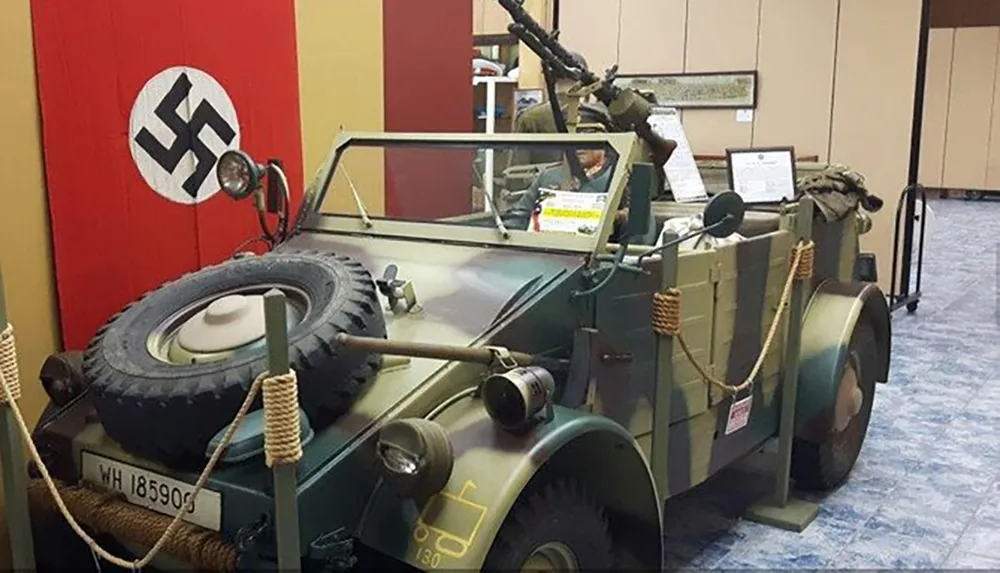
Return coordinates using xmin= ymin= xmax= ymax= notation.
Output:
xmin=129 ymin=66 xmax=241 ymax=205
xmin=736 ymin=109 xmax=754 ymax=123
xmin=81 ymin=451 xmax=222 ymax=531
xmin=532 ymin=189 xmax=607 ymax=235
xmin=725 ymin=394 xmax=753 ymax=435
xmin=727 ymin=148 xmax=797 ymax=203
xmin=646 ymin=108 xmax=708 ymax=203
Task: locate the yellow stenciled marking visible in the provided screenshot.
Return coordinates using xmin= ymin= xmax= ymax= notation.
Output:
xmin=540 ymin=207 xmax=602 ymax=219
xmin=411 ymin=480 xmax=489 ymax=562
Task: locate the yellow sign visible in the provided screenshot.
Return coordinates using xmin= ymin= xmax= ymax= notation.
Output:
xmin=412 ymin=480 xmax=488 ymax=566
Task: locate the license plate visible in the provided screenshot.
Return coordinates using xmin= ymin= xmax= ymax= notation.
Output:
xmin=80 ymin=451 xmax=221 ymax=531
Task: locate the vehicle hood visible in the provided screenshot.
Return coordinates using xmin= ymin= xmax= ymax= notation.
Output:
xmin=278 ymin=231 xmax=584 ymax=438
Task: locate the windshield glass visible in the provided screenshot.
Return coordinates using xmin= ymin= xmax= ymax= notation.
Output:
xmin=315 ymin=140 xmax=622 ymax=240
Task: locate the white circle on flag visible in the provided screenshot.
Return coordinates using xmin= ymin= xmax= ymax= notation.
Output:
xmin=128 ymin=66 xmax=241 ymax=205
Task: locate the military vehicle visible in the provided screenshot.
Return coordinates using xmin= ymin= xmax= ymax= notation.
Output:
xmin=23 ymin=118 xmax=891 ymax=572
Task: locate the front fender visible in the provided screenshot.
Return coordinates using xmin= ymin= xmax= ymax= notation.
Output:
xmin=795 ymin=279 xmax=891 ymax=442
xmin=357 ymin=398 xmax=663 ymax=571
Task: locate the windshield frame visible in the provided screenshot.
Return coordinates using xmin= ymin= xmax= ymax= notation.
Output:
xmin=299 ymin=131 xmax=642 ymax=254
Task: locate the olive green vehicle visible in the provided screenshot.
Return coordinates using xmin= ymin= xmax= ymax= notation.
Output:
xmin=25 ymin=125 xmax=891 ymax=572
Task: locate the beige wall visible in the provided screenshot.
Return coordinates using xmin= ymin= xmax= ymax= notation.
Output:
xmin=559 ymin=0 xmax=922 ymax=291
xmin=474 ymin=0 xmax=552 ymax=90
xmin=921 ymin=25 xmax=1000 ymax=191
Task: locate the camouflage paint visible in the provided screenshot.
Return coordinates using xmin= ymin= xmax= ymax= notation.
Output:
xmin=30 ymin=130 xmax=891 ymax=571
xmin=795 ymin=280 xmax=891 ymax=443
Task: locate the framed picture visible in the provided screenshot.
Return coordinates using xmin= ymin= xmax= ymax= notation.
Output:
xmin=613 ymin=71 xmax=758 ymax=109
xmin=514 ymin=88 xmax=544 ymax=119
xmin=725 ymin=146 xmax=797 ymax=204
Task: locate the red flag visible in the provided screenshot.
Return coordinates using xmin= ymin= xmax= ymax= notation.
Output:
xmin=31 ymin=0 xmax=304 ymax=350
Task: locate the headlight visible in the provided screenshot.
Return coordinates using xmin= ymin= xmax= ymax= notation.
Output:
xmin=375 ymin=418 xmax=453 ymax=498
xmin=216 ymin=149 xmax=264 ymax=200
xmin=482 ymin=366 xmax=555 ymax=431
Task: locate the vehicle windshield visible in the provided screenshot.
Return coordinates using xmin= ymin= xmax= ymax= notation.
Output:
xmin=311 ymin=137 xmax=626 ymax=250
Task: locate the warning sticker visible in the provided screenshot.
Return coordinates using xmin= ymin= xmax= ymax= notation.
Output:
xmin=532 ymin=189 xmax=607 ymax=235
xmin=725 ymin=394 xmax=753 ymax=435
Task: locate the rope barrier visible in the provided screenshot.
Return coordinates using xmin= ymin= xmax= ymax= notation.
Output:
xmin=0 ymin=323 xmax=300 ymax=569
xmin=652 ymin=240 xmax=814 ymax=396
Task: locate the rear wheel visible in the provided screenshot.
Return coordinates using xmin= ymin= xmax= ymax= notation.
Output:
xmin=483 ymin=480 xmax=613 ymax=572
xmin=791 ymin=318 xmax=877 ymax=491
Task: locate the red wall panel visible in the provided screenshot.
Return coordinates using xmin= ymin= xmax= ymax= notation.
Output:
xmin=31 ymin=0 xmax=304 ymax=350
xmin=382 ymin=0 xmax=474 ymax=219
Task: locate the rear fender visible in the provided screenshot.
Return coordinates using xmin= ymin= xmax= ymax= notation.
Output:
xmin=357 ymin=399 xmax=663 ymax=570
xmin=795 ymin=279 xmax=891 ymax=443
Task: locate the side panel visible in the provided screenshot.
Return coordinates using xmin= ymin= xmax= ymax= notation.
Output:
xmin=811 ymin=216 xmax=859 ymax=286
xmin=796 ymin=279 xmax=891 ymax=442
xmin=357 ymin=401 xmax=662 ymax=571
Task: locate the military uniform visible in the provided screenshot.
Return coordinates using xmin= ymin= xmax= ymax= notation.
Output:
xmin=505 ymin=98 xmax=614 ymax=169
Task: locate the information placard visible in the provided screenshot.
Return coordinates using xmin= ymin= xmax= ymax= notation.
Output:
xmin=647 ymin=108 xmax=708 ymax=203
xmin=726 ymin=147 xmax=798 ymax=204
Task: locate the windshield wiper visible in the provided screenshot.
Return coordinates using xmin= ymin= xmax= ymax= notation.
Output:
xmin=481 ymin=174 xmax=511 ymax=239
xmin=341 ymin=165 xmax=374 ymax=228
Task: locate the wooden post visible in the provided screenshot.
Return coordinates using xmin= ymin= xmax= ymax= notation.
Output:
xmin=745 ymin=197 xmax=818 ymax=531
xmin=263 ymin=289 xmax=301 ymax=572
xmin=0 ymin=268 xmax=37 ymax=570
xmin=772 ymin=196 xmax=814 ymax=506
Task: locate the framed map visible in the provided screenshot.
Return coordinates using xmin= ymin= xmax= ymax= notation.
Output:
xmin=613 ymin=71 xmax=759 ymax=109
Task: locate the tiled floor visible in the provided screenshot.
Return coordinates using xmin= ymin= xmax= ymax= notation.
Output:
xmin=665 ymin=196 xmax=1000 ymax=570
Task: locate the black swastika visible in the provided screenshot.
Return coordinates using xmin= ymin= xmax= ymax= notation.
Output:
xmin=134 ymin=72 xmax=237 ymax=199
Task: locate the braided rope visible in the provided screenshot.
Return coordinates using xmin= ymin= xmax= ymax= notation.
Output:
xmin=0 ymin=323 xmax=290 ymax=570
xmin=652 ymin=240 xmax=814 ymax=395
xmin=262 ymin=371 xmax=303 ymax=467
xmin=0 ymin=325 xmax=21 ymax=404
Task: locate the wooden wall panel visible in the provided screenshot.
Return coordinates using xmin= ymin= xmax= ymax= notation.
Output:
xmin=941 ymin=26 xmax=999 ymax=190
xmin=751 ymin=0 xmax=838 ymax=161
xmin=918 ymin=28 xmax=956 ymax=188
xmin=473 ymin=0 xmax=486 ymax=34
xmin=297 ymin=0 xmax=385 ymax=214
xmin=617 ymin=0 xmax=686 ymax=74
xmin=557 ymin=0 xmax=621 ymax=74
xmin=985 ymin=35 xmax=1000 ymax=188
xmin=829 ymin=0 xmax=921 ymax=291
xmin=481 ymin=0 xmax=512 ymax=35
xmin=0 ymin=0 xmax=59 ymax=428
xmin=682 ymin=0 xmax=761 ymax=154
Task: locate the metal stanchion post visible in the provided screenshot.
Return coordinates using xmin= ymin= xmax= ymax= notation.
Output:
xmin=263 ymin=289 xmax=301 ymax=572
xmin=0 ymin=268 xmax=36 ymax=570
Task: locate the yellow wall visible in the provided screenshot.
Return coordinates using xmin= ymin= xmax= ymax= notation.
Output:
xmin=0 ymin=1 xmax=61 ymax=438
xmin=296 ymin=0 xmax=386 ymax=215
xmin=0 ymin=0 xmax=63 ymax=566
xmin=558 ymin=0 xmax=922 ymax=292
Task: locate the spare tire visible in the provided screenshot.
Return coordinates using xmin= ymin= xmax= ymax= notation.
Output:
xmin=83 ymin=250 xmax=386 ymax=466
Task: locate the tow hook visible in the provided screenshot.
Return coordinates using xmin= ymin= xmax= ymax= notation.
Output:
xmin=308 ymin=527 xmax=357 ymax=571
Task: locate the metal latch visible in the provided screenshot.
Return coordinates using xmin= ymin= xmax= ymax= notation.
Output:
xmin=308 ymin=527 xmax=357 ymax=571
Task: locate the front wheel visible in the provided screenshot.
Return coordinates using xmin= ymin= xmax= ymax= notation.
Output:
xmin=482 ymin=480 xmax=614 ymax=572
xmin=791 ymin=318 xmax=878 ymax=491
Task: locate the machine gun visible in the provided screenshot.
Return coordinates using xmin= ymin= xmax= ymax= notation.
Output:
xmin=497 ymin=0 xmax=677 ymax=182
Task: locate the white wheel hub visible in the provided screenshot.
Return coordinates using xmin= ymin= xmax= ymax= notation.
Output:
xmin=177 ymin=294 xmax=267 ymax=353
